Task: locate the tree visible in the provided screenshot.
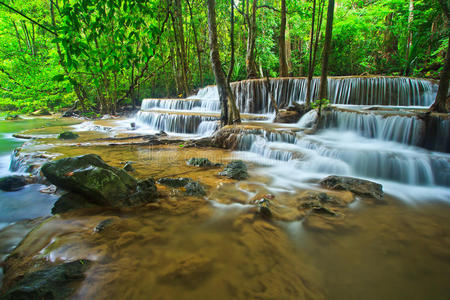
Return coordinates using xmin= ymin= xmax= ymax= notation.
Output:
xmin=318 ymin=0 xmax=335 ymax=101
xmin=279 ymin=0 xmax=288 ymax=77
xmin=306 ymin=0 xmax=325 ymax=107
xmin=207 ymin=0 xmax=240 ymax=126
xmin=430 ymin=0 xmax=449 ymax=113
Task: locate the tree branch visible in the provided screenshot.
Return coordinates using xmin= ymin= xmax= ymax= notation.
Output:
xmin=0 ymin=1 xmax=57 ymax=35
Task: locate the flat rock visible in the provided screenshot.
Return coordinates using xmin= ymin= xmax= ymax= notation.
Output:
xmin=319 ymin=175 xmax=384 ymax=202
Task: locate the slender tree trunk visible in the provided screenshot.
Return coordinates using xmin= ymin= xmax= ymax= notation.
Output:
xmin=227 ymin=0 xmax=241 ymax=123
xmin=170 ymin=0 xmax=189 ymax=96
xmin=246 ymin=0 xmax=258 ymax=79
xmin=406 ymin=0 xmax=414 ymax=60
xmin=169 ymin=43 xmax=180 ymax=94
xmin=12 ymin=21 xmax=22 ymax=52
xmin=384 ymin=12 xmax=398 ymax=69
xmin=279 ymin=0 xmax=288 ymax=77
xmin=430 ymin=36 xmax=449 ymax=113
xmin=207 ymin=0 xmax=228 ymax=125
xmin=186 ymin=0 xmax=203 ymax=87
xmin=207 ymin=0 xmax=241 ymax=126
xmin=430 ymin=0 xmax=449 ymax=113
xmin=318 ymin=0 xmax=335 ymax=100
xmin=286 ymin=18 xmax=292 ymax=74
xmin=306 ymin=0 xmax=317 ymax=107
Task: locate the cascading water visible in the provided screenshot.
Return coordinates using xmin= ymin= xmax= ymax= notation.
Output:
xmin=231 ymin=76 xmax=438 ymax=113
xmin=134 ymin=76 xmax=448 ymax=201
xmin=319 ymin=110 xmax=450 ymax=152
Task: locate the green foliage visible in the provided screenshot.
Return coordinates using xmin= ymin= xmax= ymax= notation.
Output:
xmin=0 ymin=0 xmax=446 ymax=115
xmin=311 ymin=98 xmax=330 ymax=110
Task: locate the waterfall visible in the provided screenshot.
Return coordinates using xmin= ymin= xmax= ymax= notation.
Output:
xmin=230 ymin=77 xmax=437 ymax=114
xmin=135 ymin=111 xmax=217 ymax=134
xmin=133 ymin=76 xmax=448 ymax=201
xmin=319 ymin=110 xmax=450 ymax=152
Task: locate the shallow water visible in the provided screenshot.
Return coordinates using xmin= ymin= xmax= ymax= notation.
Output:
xmin=1 ymin=118 xmax=450 ymax=300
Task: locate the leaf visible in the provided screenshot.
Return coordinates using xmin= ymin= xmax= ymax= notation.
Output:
xmin=52 ymin=74 xmax=66 ymax=82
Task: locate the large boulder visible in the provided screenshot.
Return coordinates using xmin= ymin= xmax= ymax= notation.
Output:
xmin=0 ymin=176 xmax=27 ymax=192
xmin=319 ymin=175 xmax=384 ymax=201
xmin=0 ymin=260 xmax=91 ymax=300
xmin=41 ymin=154 xmax=140 ymax=207
xmin=218 ymin=160 xmax=249 ymax=180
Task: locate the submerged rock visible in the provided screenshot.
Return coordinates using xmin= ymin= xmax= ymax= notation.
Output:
xmin=157 ymin=177 xmax=192 ymax=188
xmin=257 ymin=198 xmax=272 ymax=218
xmin=128 ymin=178 xmax=158 ymax=205
xmin=0 ymin=259 xmax=91 ymax=300
xmin=186 ymin=157 xmax=213 ymax=167
xmin=58 ymin=131 xmax=79 ymax=140
xmin=52 ymin=192 xmax=97 ymax=214
xmin=0 ymin=176 xmax=27 ymax=192
xmin=41 ymin=154 xmax=141 ymax=207
xmin=94 ymin=218 xmax=115 ymax=233
xmin=218 ymin=160 xmax=249 ymax=180
xmin=319 ymin=175 xmax=384 ymax=202
xmin=123 ymin=162 xmax=134 ymax=172
xmin=184 ymin=181 xmax=206 ymax=197
xmin=157 ymin=177 xmax=206 ymax=197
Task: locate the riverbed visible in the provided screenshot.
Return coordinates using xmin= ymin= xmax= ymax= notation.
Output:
xmin=0 ymin=117 xmax=449 ymax=299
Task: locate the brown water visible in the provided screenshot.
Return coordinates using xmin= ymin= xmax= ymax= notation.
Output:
xmin=2 ymin=121 xmax=450 ymax=300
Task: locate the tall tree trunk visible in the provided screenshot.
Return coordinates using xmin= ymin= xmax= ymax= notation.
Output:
xmin=170 ymin=0 xmax=189 ymax=96
xmin=246 ymin=0 xmax=258 ymax=79
xmin=227 ymin=0 xmax=241 ymax=123
xmin=318 ymin=0 xmax=335 ymax=100
xmin=207 ymin=0 xmax=229 ymax=125
xmin=406 ymin=0 xmax=414 ymax=60
xmin=186 ymin=0 xmax=203 ymax=88
xmin=384 ymin=12 xmax=398 ymax=70
xmin=286 ymin=18 xmax=292 ymax=74
xmin=430 ymin=0 xmax=449 ymax=113
xmin=305 ymin=0 xmax=317 ymax=107
xmin=306 ymin=0 xmax=324 ymax=105
xmin=279 ymin=0 xmax=288 ymax=77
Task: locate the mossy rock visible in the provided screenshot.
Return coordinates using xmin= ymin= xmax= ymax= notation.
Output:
xmin=41 ymin=154 xmax=139 ymax=207
xmin=58 ymin=131 xmax=79 ymax=140
xmin=184 ymin=181 xmax=206 ymax=197
xmin=187 ymin=158 xmax=213 ymax=167
xmin=5 ymin=114 xmax=20 ymax=120
xmin=0 ymin=176 xmax=27 ymax=192
xmin=218 ymin=160 xmax=249 ymax=180
xmin=0 ymin=260 xmax=91 ymax=300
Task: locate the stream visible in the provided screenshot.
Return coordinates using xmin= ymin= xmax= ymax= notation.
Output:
xmin=0 ymin=77 xmax=449 ymax=299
